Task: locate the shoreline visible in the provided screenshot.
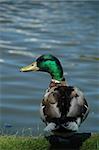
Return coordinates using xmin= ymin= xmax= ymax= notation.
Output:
xmin=0 ymin=133 xmax=99 ymax=150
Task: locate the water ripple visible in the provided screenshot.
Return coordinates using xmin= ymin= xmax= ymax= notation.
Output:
xmin=0 ymin=1 xmax=99 ymax=134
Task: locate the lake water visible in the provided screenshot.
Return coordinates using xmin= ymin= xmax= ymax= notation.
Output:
xmin=0 ymin=1 xmax=99 ymax=136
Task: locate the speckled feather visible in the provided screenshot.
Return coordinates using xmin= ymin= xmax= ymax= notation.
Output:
xmin=40 ymin=82 xmax=89 ymax=132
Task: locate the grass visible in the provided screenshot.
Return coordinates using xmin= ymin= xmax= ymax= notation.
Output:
xmin=81 ymin=134 xmax=99 ymax=150
xmin=0 ymin=134 xmax=99 ymax=150
xmin=0 ymin=136 xmax=49 ymax=150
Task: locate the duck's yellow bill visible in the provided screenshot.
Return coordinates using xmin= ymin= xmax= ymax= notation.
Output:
xmin=20 ymin=62 xmax=39 ymax=72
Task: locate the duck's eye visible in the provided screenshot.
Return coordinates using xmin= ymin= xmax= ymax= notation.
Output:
xmin=32 ymin=63 xmax=35 ymax=66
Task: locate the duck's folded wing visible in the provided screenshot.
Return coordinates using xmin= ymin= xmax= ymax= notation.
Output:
xmin=41 ymin=86 xmax=89 ymax=131
xmin=52 ymin=86 xmax=89 ymax=131
xmin=66 ymin=87 xmax=89 ymax=122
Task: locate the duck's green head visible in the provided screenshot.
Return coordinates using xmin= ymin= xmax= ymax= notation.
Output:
xmin=20 ymin=54 xmax=64 ymax=81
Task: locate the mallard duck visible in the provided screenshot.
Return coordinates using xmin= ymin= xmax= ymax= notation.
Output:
xmin=20 ymin=54 xmax=89 ymax=137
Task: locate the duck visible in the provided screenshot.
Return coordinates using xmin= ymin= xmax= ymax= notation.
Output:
xmin=20 ymin=54 xmax=89 ymax=138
